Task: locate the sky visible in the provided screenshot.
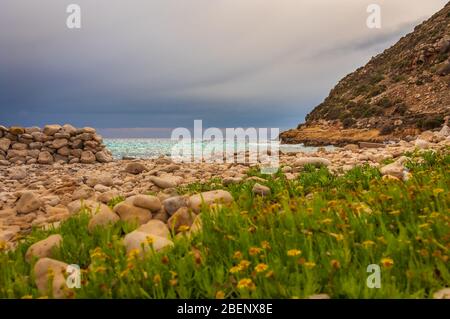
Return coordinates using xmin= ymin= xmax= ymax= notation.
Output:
xmin=0 ymin=0 xmax=448 ymax=137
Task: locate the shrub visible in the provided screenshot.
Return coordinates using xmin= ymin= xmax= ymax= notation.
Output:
xmin=420 ymin=116 xmax=444 ymax=130
xmin=379 ymin=125 xmax=395 ymax=135
xmin=342 ymin=117 xmax=356 ymax=129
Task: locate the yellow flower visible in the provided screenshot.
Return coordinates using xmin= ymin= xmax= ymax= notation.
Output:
xmin=330 ymin=259 xmax=341 ymax=269
xmin=21 ymin=295 xmax=33 ymax=299
xmin=177 ymin=225 xmax=190 ymax=233
xmin=230 ymin=265 xmax=242 ymax=274
xmin=388 ymin=210 xmax=401 ymax=216
xmin=127 ymin=249 xmax=141 ymax=261
xmin=153 ymin=274 xmax=161 ymax=285
xmin=304 ymin=262 xmax=316 ymax=269
xmin=90 ymin=247 xmax=107 ymax=259
xmin=119 ymin=269 xmax=129 ymax=278
xmin=433 ymin=188 xmax=444 ymax=196
xmin=329 ymin=233 xmax=344 ymax=241
xmin=239 ymin=259 xmax=251 ymax=270
xmin=381 ymin=257 xmax=394 ymax=268
xmin=254 ymin=263 xmax=269 ymax=273
xmin=145 ymin=236 xmax=154 ymax=245
xmin=216 ymin=290 xmax=226 ymax=299
xmin=261 ymin=241 xmax=271 ymax=250
xmin=419 ymin=223 xmax=430 ymax=229
xmin=321 ymin=218 xmax=333 ymax=225
xmin=233 ymin=251 xmax=243 ymax=260
xmin=0 ymin=240 xmax=7 ymax=251
xmin=287 ymin=249 xmax=302 ymax=257
xmin=237 ymin=278 xmax=256 ymax=290
xmin=362 ymin=240 xmax=376 ymax=248
xmin=93 ymin=266 xmax=107 ymax=273
xmin=249 ymin=247 xmax=262 ymax=256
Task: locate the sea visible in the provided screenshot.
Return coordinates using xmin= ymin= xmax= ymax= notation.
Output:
xmin=104 ymin=138 xmax=334 ymax=160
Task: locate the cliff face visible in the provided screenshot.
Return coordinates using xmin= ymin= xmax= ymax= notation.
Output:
xmin=281 ymin=2 xmax=450 ymax=145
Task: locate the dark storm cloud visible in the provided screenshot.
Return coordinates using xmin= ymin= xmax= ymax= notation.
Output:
xmin=0 ymin=0 xmax=447 ymax=135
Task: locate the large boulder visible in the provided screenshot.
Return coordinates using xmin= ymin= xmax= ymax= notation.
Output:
xmin=252 ymin=183 xmax=271 ymax=196
xmin=38 ymin=151 xmax=54 ymax=165
xmin=123 ymin=231 xmax=174 ymax=256
xmin=189 ymin=190 xmax=233 ymax=213
xmin=125 ymin=162 xmax=146 ymax=174
xmin=113 ymin=202 xmax=152 ymax=225
xmin=16 ymin=191 xmax=42 ymax=214
xmin=137 ymin=220 xmax=170 ymax=239
xmin=88 ymin=210 xmax=120 ymax=233
xmin=132 ymin=195 xmax=162 ymax=212
xmin=34 ymin=258 xmax=69 ymax=298
xmin=95 ymin=151 xmax=113 ymax=163
xmin=162 ymin=196 xmax=190 ymax=216
xmin=380 ymin=156 xmax=408 ymax=180
xmin=43 ymin=124 xmax=62 ymax=136
xmin=167 ymin=207 xmax=196 ymax=233
xmin=80 ymin=151 xmax=96 ymax=164
xmin=25 ymin=234 xmax=62 ymax=263
xmin=0 ymin=138 xmax=11 ymax=152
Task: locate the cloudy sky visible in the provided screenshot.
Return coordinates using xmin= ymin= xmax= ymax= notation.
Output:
xmin=0 ymin=0 xmax=448 ymax=137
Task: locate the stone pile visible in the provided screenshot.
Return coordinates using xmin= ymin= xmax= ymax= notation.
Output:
xmin=0 ymin=124 xmax=113 ymax=165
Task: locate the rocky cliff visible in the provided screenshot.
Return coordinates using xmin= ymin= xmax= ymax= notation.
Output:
xmin=0 ymin=124 xmax=113 ymax=165
xmin=281 ymin=2 xmax=450 ymax=145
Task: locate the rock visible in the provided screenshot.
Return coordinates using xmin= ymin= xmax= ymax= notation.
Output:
xmin=11 ymin=143 xmax=27 ymax=150
xmin=359 ymin=142 xmax=385 ymax=149
xmin=80 ymin=151 xmax=96 ymax=164
xmin=380 ymin=156 xmax=408 ymax=179
xmin=343 ymin=144 xmax=359 ymax=151
xmin=94 ymin=184 xmax=110 ymax=193
xmin=294 ymin=157 xmax=331 ymax=167
xmin=113 ymin=202 xmax=152 ymax=225
xmin=95 ymin=151 xmax=113 ymax=163
xmin=9 ymin=126 xmax=25 ymax=135
xmin=149 ymin=176 xmax=181 ymax=189
xmin=223 ymin=177 xmax=243 ymax=185
xmin=62 ymin=124 xmax=77 ymax=135
xmin=438 ymin=125 xmax=450 ymax=137
xmin=97 ymin=190 xmax=120 ymax=204
xmin=67 ymin=200 xmax=112 ymax=216
xmin=0 ymin=138 xmax=11 ymax=152
xmin=16 ymin=191 xmax=42 ymax=214
xmin=123 ymin=231 xmax=174 ymax=256
xmin=415 ymin=139 xmax=430 ymax=150
xmin=252 ymin=183 xmax=271 ymax=196
xmin=72 ymin=186 xmax=94 ymax=201
xmin=38 ymin=151 xmax=54 ymax=165
xmin=34 ymin=258 xmax=69 ymax=298
xmin=85 ymin=174 xmax=114 ymax=187
xmin=125 ymin=162 xmax=146 ymax=174
xmin=88 ymin=210 xmax=120 ymax=233
xmin=25 ymin=234 xmax=62 ymax=263
xmin=189 ymin=190 xmax=233 ymax=213
xmin=137 ymin=220 xmax=170 ymax=238
xmin=133 ymin=195 xmax=162 ymax=212
xmin=162 ymin=196 xmax=190 ymax=215
xmin=43 ymin=124 xmax=62 ymax=136
xmin=52 ymin=139 xmax=68 ymax=149
xmin=0 ymin=160 xmax=10 ymax=166
xmin=167 ymin=207 xmax=196 ymax=233
xmin=152 ymin=209 xmax=170 ymax=223
xmin=8 ymin=167 xmax=26 ymax=180
xmin=433 ymin=288 xmax=450 ymax=299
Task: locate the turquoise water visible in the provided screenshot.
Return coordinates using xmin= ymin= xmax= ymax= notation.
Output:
xmin=104 ymin=138 xmax=333 ymax=160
